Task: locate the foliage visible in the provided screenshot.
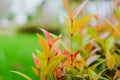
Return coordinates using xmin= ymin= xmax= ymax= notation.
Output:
xmin=13 ymin=0 xmax=120 ymax=80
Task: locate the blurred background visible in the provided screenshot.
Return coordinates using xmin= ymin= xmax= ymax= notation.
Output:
xmin=0 ymin=0 xmax=120 ymax=80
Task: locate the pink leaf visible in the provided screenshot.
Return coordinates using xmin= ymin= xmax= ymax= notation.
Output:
xmin=54 ymin=48 xmax=61 ymax=56
xmin=86 ymin=55 xmax=100 ymax=65
xmin=32 ymin=54 xmax=40 ymax=69
xmin=53 ymin=34 xmax=62 ymax=44
xmin=90 ymin=48 xmax=101 ymax=56
xmin=40 ymin=28 xmax=52 ymax=47
xmin=73 ymin=0 xmax=88 ymax=19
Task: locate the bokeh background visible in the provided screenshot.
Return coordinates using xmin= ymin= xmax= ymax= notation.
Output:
xmin=0 ymin=0 xmax=120 ymax=80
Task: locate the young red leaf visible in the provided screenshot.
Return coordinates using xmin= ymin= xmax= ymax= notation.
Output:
xmin=52 ymin=34 xmax=62 ymax=44
xmin=73 ymin=50 xmax=79 ymax=60
xmin=40 ymin=28 xmax=52 ymax=47
xmin=73 ymin=0 xmax=88 ymax=19
xmin=63 ymin=50 xmax=71 ymax=61
xmin=56 ymin=68 xmax=61 ymax=78
xmin=32 ymin=54 xmax=40 ymax=69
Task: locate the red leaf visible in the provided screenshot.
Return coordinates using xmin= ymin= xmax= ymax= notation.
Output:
xmin=32 ymin=54 xmax=40 ymax=69
xmin=40 ymin=28 xmax=52 ymax=47
xmin=56 ymin=68 xmax=61 ymax=78
xmin=52 ymin=34 xmax=62 ymax=44
xmin=63 ymin=50 xmax=71 ymax=61
xmin=73 ymin=51 xmax=79 ymax=60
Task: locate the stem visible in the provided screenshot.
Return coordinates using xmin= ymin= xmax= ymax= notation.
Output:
xmin=52 ymin=72 xmax=56 ymax=80
xmin=38 ymin=68 xmax=40 ymax=79
xmin=70 ymin=19 xmax=73 ymax=55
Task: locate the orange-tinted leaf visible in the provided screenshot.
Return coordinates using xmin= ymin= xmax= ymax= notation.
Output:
xmin=40 ymin=28 xmax=52 ymax=46
xmin=73 ymin=0 xmax=88 ymax=19
xmin=37 ymin=33 xmax=50 ymax=57
xmin=88 ymin=42 xmax=93 ymax=51
xmin=31 ymin=66 xmax=39 ymax=77
xmin=106 ymin=19 xmax=120 ymax=37
xmin=62 ymin=0 xmax=73 ymax=19
xmin=52 ymin=34 xmax=62 ymax=44
xmin=63 ymin=50 xmax=71 ymax=61
xmin=32 ymin=54 xmax=40 ymax=69
xmin=106 ymin=51 xmax=115 ymax=70
xmin=115 ymin=69 xmax=120 ymax=78
xmin=56 ymin=68 xmax=61 ymax=78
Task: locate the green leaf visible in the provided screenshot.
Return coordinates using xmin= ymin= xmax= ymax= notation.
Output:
xmin=11 ymin=71 xmax=32 ymax=80
xmin=105 ymin=36 xmax=114 ymax=50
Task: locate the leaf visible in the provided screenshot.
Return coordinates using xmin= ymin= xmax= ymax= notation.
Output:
xmin=86 ymin=55 xmax=100 ymax=65
xmin=50 ymin=33 xmax=68 ymax=50
xmin=32 ymin=54 xmax=40 ymax=69
xmin=73 ymin=50 xmax=79 ymax=60
xmin=72 ymin=15 xmax=92 ymax=34
xmin=11 ymin=71 xmax=32 ymax=80
xmin=37 ymin=33 xmax=50 ymax=57
xmin=105 ymin=36 xmax=114 ymax=50
xmin=106 ymin=51 xmax=115 ymax=70
xmin=73 ymin=0 xmax=88 ymax=19
xmin=90 ymin=59 xmax=105 ymax=70
xmin=115 ymin=69 xmax=120 ymax=78
xmin=56 ymin=68 xmax=61 ymax=78
xmin=40 ymin=28 xmax=52 ymax=46
xmin=62 ymin=0 xmax=73 ymax=19
xmin=87 ymin=68 xmax=97 ymax=80
xmin=40 ymin=55 xmax=64 ymax=80
xmin=93 ymin=68 xmax=108 ymax=80
xmin=114 ymin=53 xmax=120 ymax=65
xmin=86 ymin=26 xmax=99 ymax=38
xmin=31 ymin=66 xmax=39 ymax=77
xmin=64 ymin=16 xmax=71 ymax=33
xmin=116 ymin=8 xmax=120 ymax=16
xmin=106 ymin=19 xmax=120 ymax=37
xmin=63 ymin=50 xmax=71 ymax=61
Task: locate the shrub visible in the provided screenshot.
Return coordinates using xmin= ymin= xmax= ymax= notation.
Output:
xmin=12 ymin=0 xmax=120 ymax=80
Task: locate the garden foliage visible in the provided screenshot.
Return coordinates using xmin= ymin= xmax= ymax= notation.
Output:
xmin=12 ymin=0 xmax=120 ymax=80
